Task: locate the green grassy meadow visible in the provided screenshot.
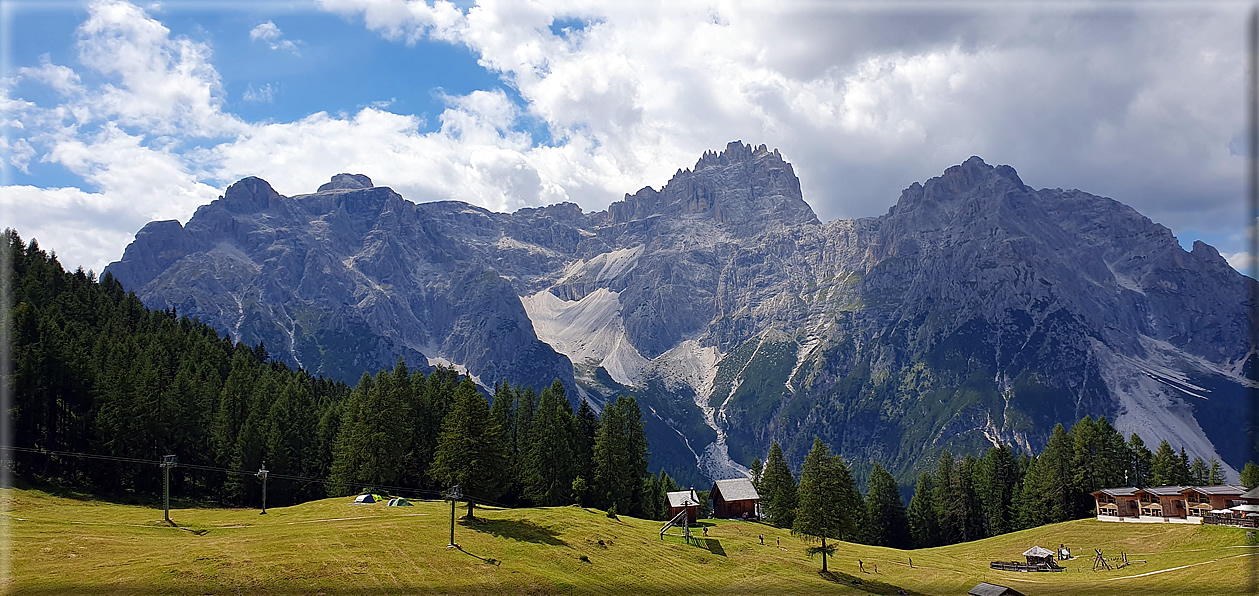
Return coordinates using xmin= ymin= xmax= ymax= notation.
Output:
xmin=3 ymin=487 xmax=1254 ymax=595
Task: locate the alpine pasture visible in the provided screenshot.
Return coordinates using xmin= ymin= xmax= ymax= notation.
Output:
xmin=5 ymin=488 xmax=1252 ymax=595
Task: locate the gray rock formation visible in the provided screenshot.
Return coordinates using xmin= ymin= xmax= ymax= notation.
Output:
xmin=107 ymin=142 xmax=1256 ymax=485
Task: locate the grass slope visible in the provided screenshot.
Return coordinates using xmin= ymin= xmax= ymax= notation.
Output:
xmin=4 ymin=488 xmax=1254 ymax=595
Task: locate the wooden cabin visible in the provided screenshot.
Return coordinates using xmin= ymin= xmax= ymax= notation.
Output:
xmin=1179 ymin=485 xmax=1246 ymax=517
xmin=1135 ymin=486 xmax=1190 ymax=518
xmin=711 ymin=478 xmax=760 ymax=519
xmin=666 ymin=489 xmax=700 ymax=523
xmin=1092 ymin=487 xmax=1139 ymax=518
xmin=969 ymin=583 xmax=1025 ymax=596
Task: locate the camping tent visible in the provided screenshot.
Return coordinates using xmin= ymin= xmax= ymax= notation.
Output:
xmin=351 ymin=494 xmax=386 ymax=504
xmin=386 ymin=498 xmax=414 ymax=507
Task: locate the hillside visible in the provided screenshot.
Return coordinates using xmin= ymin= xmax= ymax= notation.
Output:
xmin=6 ymin=487 xmax=1251 ymax=595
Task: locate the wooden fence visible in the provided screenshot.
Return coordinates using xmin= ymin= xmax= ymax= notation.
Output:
xmin=989 ymin=561 xmax=1065 ymax=572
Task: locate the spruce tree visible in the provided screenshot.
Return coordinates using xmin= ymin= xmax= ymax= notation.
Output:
xmin=760 ymin=441 xmax=798 ymax=528
xmin=1240 ymin=462 xmax=1259 ymax=490
xmin=429 ymin=378 xmax=509 ymax=518
xmin=1127 ymin=434 xmax=1153 ymax=488
xmin=592 ymin=395 xmax=649 ymax=515
xmin=1189 ymin=457 xmax=1209 ymax=486
xmin=907 ymin=471 xmax=938 ymax=548
xmin=522 ymin=380 xmax=578 ymax=506
xmin=794 ymin=437 xmax=861 ymax=563
xmin=1150 ymin=440 xmax=1180 ymax=486
xmin=977 ymin=444 xmax=1017 ymax=536
xmin=863 ymin=463 xmax=910 ymax=548
xmin=1208 ymin=458 xmax=1225 ymax=485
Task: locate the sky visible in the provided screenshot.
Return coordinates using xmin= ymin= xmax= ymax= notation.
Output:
xmin=0 ymin=0 xmax=1253 ymax=276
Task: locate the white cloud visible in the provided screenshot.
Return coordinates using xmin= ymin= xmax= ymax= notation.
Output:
xmin=242 ymin=83 xmax=276 ymax=103
xmin=249 ymin=20 xmax=301 ymax=55
xmin=1225 ymin=251 xmax=1253 ymax=274
xmin=3 ymin=0 xmax=1252 ymax=274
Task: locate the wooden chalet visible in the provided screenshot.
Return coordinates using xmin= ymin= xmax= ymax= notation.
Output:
xmin=1092 ymin=487 xmax=1139 ymax=518
xmin=1135 ymin=486 xmax=1189 ymax=518
xmin=666 ymin=488 xmax=700 ymax=523
xmin=1180 ymin=485 xmax=1246 ymax=517
xmin=711 ymin=478 xmax=760 ymax=519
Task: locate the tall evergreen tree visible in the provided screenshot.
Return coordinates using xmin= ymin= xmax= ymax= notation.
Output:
xmin=522 ymin=380 xmax=579 ymax=506
xmin=429 ymin=378 xmax=509 ymax=518
xmin=1208 ymin=458 xmax=1225 ymax=485
xmin=977 ymin=444 xmax=1018 ymax=536
xmin=794 ymin=437 xmax=862 ymax=569
xmin=1150 ymin=440 xmax=1181 ymax=486
xmin=1240 ymin=462 xmax=1259 ymax=490
xmin=1189 ymin=457 xmax=1209 ymax=486
xmin=862 ymin=463 xmax=910 ymax=548
xmin=760 ymin=441 xmax=798 ymax=528
xmin=1127 ymin=434 xmax=1153 ymax=488
xmin=592 ymin=395 xmax=649 ymax=515
xmin=907 ymin=471 xmax=938 ymax=549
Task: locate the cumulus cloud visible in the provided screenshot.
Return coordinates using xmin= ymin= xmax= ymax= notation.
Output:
xmin=249 ymin=21 xmax=301 ymax=55
xmin=3 ymin=0 xmax=1252 ymax=276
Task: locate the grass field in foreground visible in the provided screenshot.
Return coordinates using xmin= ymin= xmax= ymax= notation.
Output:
xmin=3 ymin=487 xmax=1255 ymax=595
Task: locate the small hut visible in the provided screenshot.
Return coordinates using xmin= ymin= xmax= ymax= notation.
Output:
xmin=711 ymin=478 xmax=760 ymax=519
xmin=1022 ymin=546 xmax=1056 ymax=566
xmin=667 ymin=488 xmax=700 ymax=523
xmin=968 ymin=583 xmax=1025 ymax=596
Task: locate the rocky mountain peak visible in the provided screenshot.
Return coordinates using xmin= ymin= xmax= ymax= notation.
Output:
xmin=219 ymin=176 xmax=283 ymax=215
xmin=607 ymin=140 xmax=816 ymax=232
xmin=318 ymin=173 xmax=374 ymax=192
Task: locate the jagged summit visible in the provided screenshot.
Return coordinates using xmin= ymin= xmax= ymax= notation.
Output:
xmin=607 ymin=140 xmax=815 ymax=231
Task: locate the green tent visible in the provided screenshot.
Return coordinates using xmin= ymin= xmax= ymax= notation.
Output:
xmin=386 ymin=498 xmax=414 ymax=507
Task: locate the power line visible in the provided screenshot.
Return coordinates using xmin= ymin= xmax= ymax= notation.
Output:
xmin=1 ymin=444 xmax=468 ymax=503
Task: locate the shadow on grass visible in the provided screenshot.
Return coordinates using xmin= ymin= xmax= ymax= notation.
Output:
xmin=660 ymin=533 xmax=727 ymax=557
xmin=817 ymin=570 xmax=918 ymax=595
xmin=455 ymin=545 xmax=500 ymax=566
xmin=460 ymin=517 xmax=567 ymax=546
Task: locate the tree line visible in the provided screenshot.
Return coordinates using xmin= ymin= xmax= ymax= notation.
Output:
xmin=7 ymin=230 xmax=688 ymax=518
xmin=752 ymin=416 xmax=1233 ymax=550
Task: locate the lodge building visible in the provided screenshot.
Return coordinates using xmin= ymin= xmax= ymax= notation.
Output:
xmin=1091 ymin=484 xmax=1249 ymax=524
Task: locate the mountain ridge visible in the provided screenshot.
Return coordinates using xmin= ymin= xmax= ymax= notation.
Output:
xmin=106 ymin=141 xmax=1256 ymax=486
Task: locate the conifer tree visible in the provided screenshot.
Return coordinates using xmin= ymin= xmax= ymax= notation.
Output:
xmin=1240 ymin=462 xmax=1259 ymax=490
xmin=592 ymin=395 xmax=649 ymax=514
xmin=429 ymin=378 xmax=509 ymax=518
xmin=907 ymin=471 xmax=938 ymax=548
xmin=977 ymin=444 xmax=1018 ymax=536
xmin=759 ymin=441 xmax=798 ymax=528
xmin=522 ymin=380 xmax=578 ymax=506
xmin=1189 ymin=457 xmax=1209 ymax=486
xmin=750 ymin=457 xmax=763 ymax=489
xmin=1150 ymin=440 xmax=1180 ymax=486
xmin=1208 ymin=458 xmax=1225 ymax=485
xmin=794 ymin=437 xmax=861 ymax=563
xmin=862 ymin=463 xmax=910 ymax=548
xmin=1127 ymin=434 xmax=1153 ymax=487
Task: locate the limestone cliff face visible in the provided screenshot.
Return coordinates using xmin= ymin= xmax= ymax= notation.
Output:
xmin=108 ymin=143 xmax=1256 ymax=484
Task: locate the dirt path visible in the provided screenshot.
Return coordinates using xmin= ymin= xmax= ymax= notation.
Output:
xmin=1106 ymin=552 xmax=1257 ymax=580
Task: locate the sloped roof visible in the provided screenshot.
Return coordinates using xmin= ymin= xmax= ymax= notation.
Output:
xmin=712 ymin=478 xmax=760 ymax=502
xmin=1141 ymin=486 xmax=1190 ymax=496
xmin=1095 ymin=487 xmax=1139 ymax=497
xmin=1022 ymin=545 xmax=1055 ymax=558
xmin=667 ymin=489 xmax=699 ymax=508
xmin=1186 ymin=484 xmax=1247 ymax=496
xmin=1243 ymin=486 xmax=1259 ymax=500
xmin=969 ymin=583 xmax=1023 ymax=596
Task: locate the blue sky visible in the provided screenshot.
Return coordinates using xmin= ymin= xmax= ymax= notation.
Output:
xmin=1 ymin=0 xmax=1253 ymax=276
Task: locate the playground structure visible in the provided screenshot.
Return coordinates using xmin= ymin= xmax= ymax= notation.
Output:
xmin=1093 ymin=549 xmax=1146 ymax=571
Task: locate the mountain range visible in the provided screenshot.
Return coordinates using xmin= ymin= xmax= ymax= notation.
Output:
xmin=106 ymin=142 xmax=1257 ymax=487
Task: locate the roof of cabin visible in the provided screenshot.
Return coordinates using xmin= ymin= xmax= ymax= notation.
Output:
xmin=712 ymin=478 xmax=760 ymax=502
xmin=667 ymin=489 xmax=699 ymax=508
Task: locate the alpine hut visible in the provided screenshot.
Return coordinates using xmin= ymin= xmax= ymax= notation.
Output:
xmin=711 ymin=478 xmax=760 ymax=519
xmin=666 ymin=488 xmax=700 ymax=523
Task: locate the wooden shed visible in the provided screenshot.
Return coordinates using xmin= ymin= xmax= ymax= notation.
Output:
xmin=968 ymin=582 xmax=1025 ymax=596
xmin=1022 ymin=546 xmax=1056 ymax=566
xmin=666 ymin=489 xmax=700 ymax=523
xmin=711 ymin=478 xmax=760 ymax=519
